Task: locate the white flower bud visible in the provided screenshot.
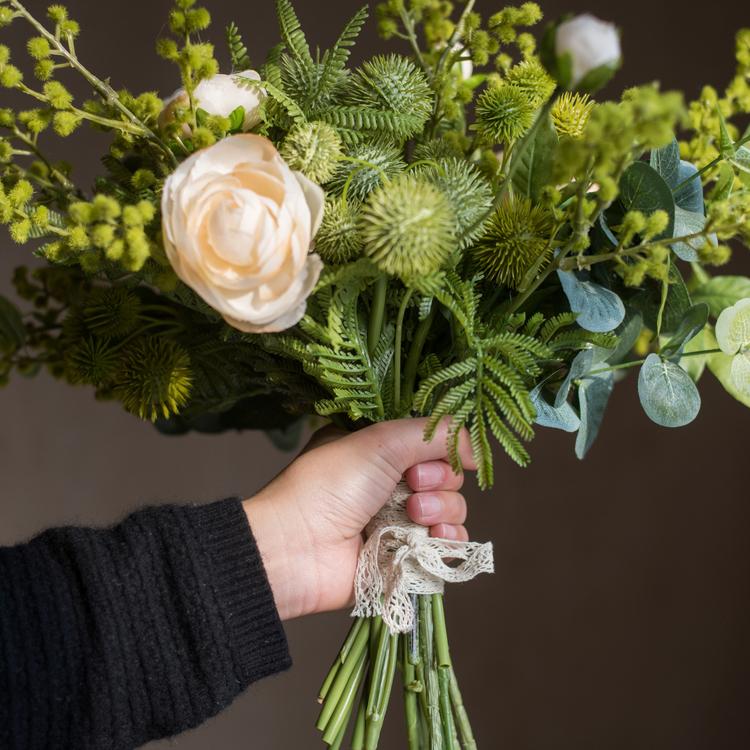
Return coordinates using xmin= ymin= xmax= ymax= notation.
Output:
xmin=555 ymin=14 xmax=621 ymax=89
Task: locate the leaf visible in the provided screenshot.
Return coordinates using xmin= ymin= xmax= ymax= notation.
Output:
xmin=671 ymin=205 xmax=708 ymax=262
xmin=705 ymin=329 xmax=750 ymax=408
xmin=235 ymin=77 xmax=307 ymax=125
xmin=531 ymin=385 xmax=580 ymax=432
xmin=672 ymin=161 xmax=704 ymax=213
xmin=637 ymin=353 xmax=701 ymax=427
xmin=607 ymin=311 xmax=643 ymax=365
xmin=692 ymin=275 xmax=750 ymax=317
xmin=575 ymin=371 xmax=614 ymax=459
xmin=717 ymin=106 xmax=736 ymax=158
xmin=659 ymin=303 xmax=709 ymax=360
xmin=228 ymin=106 xmax=246 ymax=132
xmin=226 ymin=21 xmax=251 ymax=71
xmin=317 ymin=6 xmax=368 ymax=97
xmin=679 ymin=326 xmax=710 ymax=382
xmin=630 ymin=262 xmax=692 ymax=335
xmin=553 ymin=346 xmax=609 ymax=408
xmin=511 ymin=114 xmax=558 ymax=202
xmin=557 ymin=269 xmax=625 ymax=333
xmin=649 ymin=138 xmax=680 ymax=187
xmin=0 ymin=295 xmax=26 ymax=351
xmin=618 ymin=161 xmax=675 ymax=239
xmin=276 ymin=0 xmax=314 ymax=69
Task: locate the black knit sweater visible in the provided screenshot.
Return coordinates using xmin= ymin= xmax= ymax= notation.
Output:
xmin=0 ymin=498 xmax=291 ymax=750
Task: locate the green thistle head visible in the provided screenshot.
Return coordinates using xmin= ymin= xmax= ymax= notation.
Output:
xmin=82 ymin=287 xmax=141 ymax=338
xmin=415 ymin=158 xmax=493 ymax=249
xmin=65 ymin=336 xmax=120 ymax=387
xmin=344 ymin=54 xmax=433 ymax=138
xmin=359 ymin=174 xmax=456 ymax=280
xmin=280 ymin=121 xmax=343 ymax=184
xmin=472 ymin=197 xmax=554 ymax=289
xmin=327 ymin=140 xmax=406 ymax=201
xmin=551 ymin=91 xmax=594 ymax=138
xmin=115 ymin=337 xmax=192 ymax=421
xmin=474 ymin=84 xmax=534 ymax=145
xmin=504 ymin=60 xmax=556 ymax=108
xmin=315 ymin=197 xmax=363 ymax=265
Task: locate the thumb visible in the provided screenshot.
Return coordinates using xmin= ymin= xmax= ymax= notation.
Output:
xmin=350 ymin=418 xmax=477 ymax=478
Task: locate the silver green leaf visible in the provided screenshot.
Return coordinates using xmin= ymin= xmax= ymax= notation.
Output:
xmin=637 ymin=353 xmax=701 ymax=427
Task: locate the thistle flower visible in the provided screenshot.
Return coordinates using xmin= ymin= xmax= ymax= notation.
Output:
xmin=280 ymin=121 xmax=343 ymax=184
xmin=472 ymin=197 xmax=554 ymax=289
xmin=65 ymin=337 xmax=120 ymax=387
xmin=82 ymin=287 xmax=142 ymax=338
xmin=550 ymin=91 xmax=594 ymax=137
xmin=327 ymin=140 xmax=406 ymax=201
xmin=415 ymin=158 xmax=493 ymax=248
xmin=115 ymin=337 xmax=192 ymax=421
xmin=474 ymin=84 xmax=534 ymax=145
xmin=359 ymin=175 xmax=456 ymax=280
xmin=504 ymin=60 xmax=556 ymax=108
xmin=315 ymin=197 xmax=363 ymax=265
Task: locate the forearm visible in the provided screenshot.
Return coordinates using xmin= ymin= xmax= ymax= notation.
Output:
xmin=0 ymin=498 xmax=290 ymax=750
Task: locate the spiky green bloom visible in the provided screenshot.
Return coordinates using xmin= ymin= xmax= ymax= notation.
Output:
xmin=411 ymin=138 xmax=463 ymax=163
xmin=82 ymin=287 xmax=142 ymax=338
xmin=315 ymin=197 xmax=362 ymax=264
xmin=65 ymin=337 xmax=120 ymax=387
xmin=504 ymin=60 xmax=555 ymax=107
xmin=343 ymin=54 xmax=433 ymax=138
xmin=280 ymin=121 xmax=343 ymax=183
xmin=359 ymin=175 xmax=456 ymax=280
xmin=474 ymin=84 xmax=534 ymax=145
xmin=473 ymin=197 xmax=554 ymax=289
xmin=115 ymin=337 xmax=192 ymax=421
xmin=327 ymin=140 xmax=406 ymax=200
xmin=415 ymin=158 xmax=493 ymax=248
xmin=551 ymin=92 xmax=594 ymax=138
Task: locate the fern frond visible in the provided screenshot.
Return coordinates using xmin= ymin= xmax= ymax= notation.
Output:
xmin=226 ymin=22 xmax=251 ymax=71
xmin=276 ymin=0 xmax=313 ymax=69
xmin=318 ymin=6 xmax=368 ymax=97
xmin=234 ymin=77 xmax=307 ymax=125
xmin=522 ymin=312 xmax=545 ymax=337
xmin=539 ymin=312 xmax=579 ymax=343
xmin=548 ymin=330 xmax=618 ymax=352
xmin=318 ymin=106 xmax=424 ymax=138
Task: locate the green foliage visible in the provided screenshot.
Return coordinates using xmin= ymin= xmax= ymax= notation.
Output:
xmin=226 ymin=21 xmax=251 ymax=71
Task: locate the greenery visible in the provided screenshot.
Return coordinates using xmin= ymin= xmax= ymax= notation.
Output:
xmin=1 ymin=1 xmax=750 ymax=746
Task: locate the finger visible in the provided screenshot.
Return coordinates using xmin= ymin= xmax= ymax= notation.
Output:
xmin=407 ymin=491 xmax=467 ymax=526
xmin=430 ymin=524 xmax=469 ymax=542
xmin=353 ymin=418 xmax=477 ymax=477
xmin=404 ymin=461 xmax=464 ymax=492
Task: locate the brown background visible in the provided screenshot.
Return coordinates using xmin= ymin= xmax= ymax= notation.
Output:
xmin=2 ymin=1 xmax=750 ymax=748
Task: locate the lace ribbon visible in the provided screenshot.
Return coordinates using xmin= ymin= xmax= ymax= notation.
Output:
xmin=352 ymin=481 xmax=494 ymax=633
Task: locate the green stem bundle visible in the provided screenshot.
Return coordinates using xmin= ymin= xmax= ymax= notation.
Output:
xmin=317 ymin=595 xmax=476 ymax=749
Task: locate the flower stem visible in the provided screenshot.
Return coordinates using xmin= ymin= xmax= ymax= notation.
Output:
xmin=402 ymin=305 xmax=437 ymax=415
xmin=322 ymin=648 xmax=368 ymax=745
xmin=319 ymin=618 xmax=363 ymax=703
xmin=449 ymin=668 xmax=477 ymax=750
xmin=394 ymin=288 xmax=414 ymax=413
xmin=368 ymin=276 xmax=388 ymax=357
xmin=587 ymin=348 xmax=721 ymax=376
xmin=419 ymin=595 xmax=443 ymax=749
xmin=403 ymin=636 xmax=421 ymax=750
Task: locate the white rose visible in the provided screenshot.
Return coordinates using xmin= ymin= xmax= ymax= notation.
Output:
xmin=160 ymin=70 xmax=265 ymax=131
xmin=161 ymin=133 xmax=324 ymax=333
xmin=555 ymin=14 xmax=621 ymax=89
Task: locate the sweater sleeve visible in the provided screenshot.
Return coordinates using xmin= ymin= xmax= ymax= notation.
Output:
xmin=0 ymin=498 xmax=291 ymax=750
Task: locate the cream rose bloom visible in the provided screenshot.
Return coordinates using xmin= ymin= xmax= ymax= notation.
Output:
xmin=161 ymin=133 xmax=325 ymax=333
xmin=160 ymin=70 xmax=265 ymax=131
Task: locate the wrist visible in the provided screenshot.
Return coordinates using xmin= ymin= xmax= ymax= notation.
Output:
xmin=242 ymin=491 xmax=318 ymax=621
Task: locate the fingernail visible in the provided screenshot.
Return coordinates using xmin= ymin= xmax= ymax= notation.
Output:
xmin=416 ymin=494 xmax=441 ymax=520
xmin=417 ymin=463 xmax=444 ymax=489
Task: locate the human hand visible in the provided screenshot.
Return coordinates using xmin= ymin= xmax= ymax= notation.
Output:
xmin=243 ymin=418 xmax=476 ymax=621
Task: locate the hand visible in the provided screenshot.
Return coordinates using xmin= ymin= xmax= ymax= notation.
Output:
xmin=244 ymin=418 xmax=476 ymax=621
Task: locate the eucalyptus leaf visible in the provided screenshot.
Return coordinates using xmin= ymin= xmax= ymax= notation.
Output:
xmin=671 ymin=206 xmax=708 ymax=262
xmin=660 ymin=303 xmax=709 ymax=360
xmin=692 ymin=275 xmax=750 ymax=317
xmin=511 ymin=114 xmax=558 ymax=202
xmin=649 ymin=139 xmax=680 ymax=186
xmin=679 ymin=326 xmax=710 ymax=382
xmin=630 ymin=263 xmax=691 ymax=334
xmin=554 ymin=346 xmax=610 ymax=408
xmin=672 ymin=161 xmax=704 ymax=213
xmin=637 ymin=353 xmax=701 ymax=427
xmin=531 ymin=385 xmax=581 ymax=432
xmin=0 ymin=295 xmax=26 ymax=351
xmin=575 ymin=371 xmax=614 ymax=459
xmin=705 ymin=329 xmax=750 ymax=408
xmin=730 ymin=145 xmax=750 ymax=177
xmin=618 ymin=161 xmax=675 ymax=239
xmin=557 ymin=269 xmax=626 ymax=333
xmin=607 ymin=311 xmax=643 ymax=365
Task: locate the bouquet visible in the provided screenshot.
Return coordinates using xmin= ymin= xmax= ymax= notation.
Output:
xmin=1 ymin=0 xmax=750 ymax=746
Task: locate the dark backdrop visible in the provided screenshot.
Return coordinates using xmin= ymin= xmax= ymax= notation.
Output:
xmin=1 ymin=1 xmax=750 ymax=748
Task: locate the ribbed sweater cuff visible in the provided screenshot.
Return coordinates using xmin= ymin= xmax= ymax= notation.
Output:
xmin=190 ymin=498 xmax=292 ymax=685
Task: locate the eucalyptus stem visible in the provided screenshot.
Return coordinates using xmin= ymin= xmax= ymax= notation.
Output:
xmin=403 ymin=636 xmax=421 ymax=750
xmin=587 ymin=348 xmax=721 ymax=376
xmin=419 ymin=595 xmax=443 ymax=749
xmin=394 ymin=288 xmax=414 ymax=412
xmin=673 ymin=131 xmax=750 ymax=195
xmin=368 ymin=276 xmax=388 ymax=356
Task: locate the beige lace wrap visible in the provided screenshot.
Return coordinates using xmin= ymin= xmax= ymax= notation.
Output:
xmin=352 ymin=481 xmax=494 ymax=633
